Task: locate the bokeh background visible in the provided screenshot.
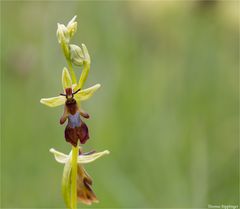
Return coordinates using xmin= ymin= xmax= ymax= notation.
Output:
xmin=1 ymin=1 xmax=239 ymax=208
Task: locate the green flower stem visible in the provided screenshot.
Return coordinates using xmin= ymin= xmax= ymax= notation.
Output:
xmin=61 ymin=41 xmax=70 ymax=61
xmin=61 ymin=38 xmax=90 ymax=209
xmin=61 ymin=41 xmax=77 ymax=85
xmin=78 ymin=61 xmax=90 ymax=89
xmin=63 ymin=48 xmax=78 ymax=209
xmin=67 ymin=59 xmax=77 ymax=85
xmin=71 ymin=144 xmax=79 ymax=209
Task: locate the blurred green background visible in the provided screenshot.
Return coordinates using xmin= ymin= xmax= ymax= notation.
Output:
xmin=1 ymin=1 xmax=239 ymax=208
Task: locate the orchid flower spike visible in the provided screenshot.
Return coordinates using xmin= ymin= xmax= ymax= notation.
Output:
xmin=40 ymin=15 xmax=109 ymax=209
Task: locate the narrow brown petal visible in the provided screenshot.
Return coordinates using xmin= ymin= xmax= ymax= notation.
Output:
xmin=77 ymin=165 xmax=99 ymax=205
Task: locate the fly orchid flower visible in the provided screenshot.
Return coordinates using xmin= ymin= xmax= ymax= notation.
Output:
xmin=40 ymin=67 xmax=100 ymax=108
xmin=50 ymin=147 xmax=109 ymax=206
xmin=40 ymin=67 xmax=100 ymax=146
xmin=40 ymin=16 xmax=109 ymax=209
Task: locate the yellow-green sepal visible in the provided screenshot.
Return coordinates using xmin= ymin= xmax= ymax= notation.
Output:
xmin=62 ymin=67 xmax=72 ymax=90
xmin=40 ymin=96 xmax=65 ymax=107
xmin=75 ymin=84 xmax=101 ymax=102
xmin=50 ymin=148 xmax=110 ymax=164
xmin=78 ymin=150 xmax=110 ymax=164
xmin=50 ymin=148 xmax=69 ymax=163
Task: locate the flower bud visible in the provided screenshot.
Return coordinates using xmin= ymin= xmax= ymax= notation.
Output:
xmin=69 ymin=44 xmax=84 ymax=66
xmin=56 ymin=23 xmax=70 ymax=44
xmin=67 ymin=16 xmax=77 ymax=38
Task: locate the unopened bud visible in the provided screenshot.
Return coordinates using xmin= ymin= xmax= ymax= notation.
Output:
xmin=56 ymin=23 xmax=70 ymax=44
xmin=69 ymin=44 xmax=84 ymax=66
xmin=67 ymin=16 xmax=77 ymax=38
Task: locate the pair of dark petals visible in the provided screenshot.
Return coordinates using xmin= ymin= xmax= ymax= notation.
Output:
xmin=65 ymin=122 xmax=89 ymax=147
